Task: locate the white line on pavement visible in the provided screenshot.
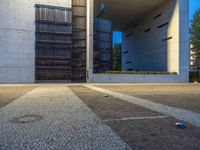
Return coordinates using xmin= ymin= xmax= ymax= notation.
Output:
xmin=103 ymin=115 xmax=169 ymax=123
xmin=84 ymin=85 xmax=200 ymax=127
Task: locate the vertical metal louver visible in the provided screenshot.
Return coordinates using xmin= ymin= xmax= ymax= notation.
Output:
xmin=94 ymin=18 xmax=112 ymax=73
xmin=71 ymin=0 xmax=87 ymax=82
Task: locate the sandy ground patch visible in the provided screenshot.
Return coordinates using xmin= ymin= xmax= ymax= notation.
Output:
xmin=0 ymin=86 xmax=36 ymax=108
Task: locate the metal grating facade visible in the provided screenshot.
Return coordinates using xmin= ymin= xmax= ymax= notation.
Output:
xmin=35 ymin=5 xmax=72 ymax=83
xmin=35 ymin=2 xmax=113 ymax=82
xmin=35 ymin=1 xmax=87 ymax=83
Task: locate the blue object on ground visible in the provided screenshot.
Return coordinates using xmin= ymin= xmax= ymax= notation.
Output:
xmin=175 ymin=122 xmax=186 ymax=129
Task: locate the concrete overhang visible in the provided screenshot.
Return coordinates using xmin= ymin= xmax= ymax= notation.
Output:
xmin=94 ymin=0 xmax=168 ymax=30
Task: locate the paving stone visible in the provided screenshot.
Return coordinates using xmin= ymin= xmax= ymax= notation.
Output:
xmin=0 ymin=85 xmax=131 ymax=150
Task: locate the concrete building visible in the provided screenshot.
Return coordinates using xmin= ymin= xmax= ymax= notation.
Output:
xmin=0 ymin=0 xmax=189 ymax=83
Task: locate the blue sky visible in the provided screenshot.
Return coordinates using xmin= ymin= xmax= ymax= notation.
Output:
xmin=113 ymin=0 xmax=200 ymax=44
xmin=190 ymin=0 xmax=200 ymax=21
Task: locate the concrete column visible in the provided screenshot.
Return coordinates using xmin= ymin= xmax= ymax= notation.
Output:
xmin=86 ymin=0 xmax=94 ymax=82
xmin=179 ymin=0 xmax=189 ymax=82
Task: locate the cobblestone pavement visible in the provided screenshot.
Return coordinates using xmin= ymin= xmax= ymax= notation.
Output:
xmin=0 ymin=85 xmax=131 ymax=150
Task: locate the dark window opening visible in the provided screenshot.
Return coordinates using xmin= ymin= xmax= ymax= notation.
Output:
xmin=158 ymin=22 xmax=169 ymax=28
xmin=126 ymin=61 xmax=132 ymax=64
xmin=128 ymin=68 xmax=133 ymax=71
xmin=123 ymin=51 xmax=128 ymax=54
xmin=153 ymin=13 xmax=162 ymax=19
xmin=144 ymin=28 xmax=151 ymax=33
xmin=126 ymin=33 xmax=133 ymax=38
xmin=162 ymin=36 xmax=172 ymax=41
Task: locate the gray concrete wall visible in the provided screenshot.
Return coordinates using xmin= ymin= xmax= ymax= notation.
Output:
xmin=178 ymin=0 xmax=190 ymax=82
xmin=0 ymin=0 xmax=71 ymax=83
xmin=122 ymin=0 xmax=187 ymax=74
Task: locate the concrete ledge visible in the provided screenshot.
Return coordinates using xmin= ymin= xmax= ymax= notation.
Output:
xmin=91 ymin=74 xmax=188 ymax=83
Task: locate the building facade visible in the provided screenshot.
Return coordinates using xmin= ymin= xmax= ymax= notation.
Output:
xmin=0 ymin=0 xmax=189 ymax=83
